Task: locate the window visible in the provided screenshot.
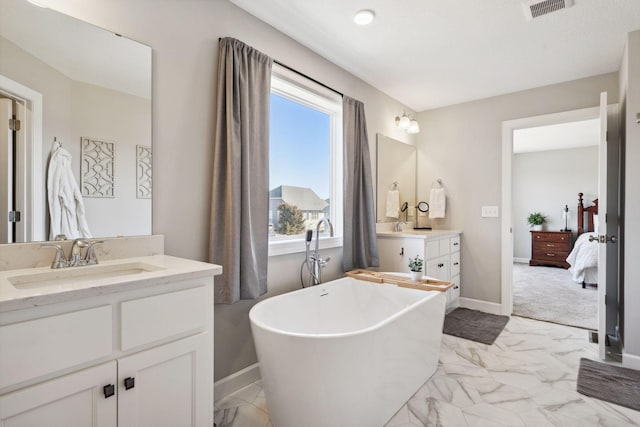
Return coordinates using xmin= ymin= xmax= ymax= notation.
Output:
xmin=268 ymin=65 xmax=343 ymax=256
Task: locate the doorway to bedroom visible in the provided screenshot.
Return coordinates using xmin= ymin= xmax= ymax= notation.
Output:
xmin=511 ymin=120 xmax=599 ymax=330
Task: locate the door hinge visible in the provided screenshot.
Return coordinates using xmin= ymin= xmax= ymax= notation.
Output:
xmin=8 ymin=211 xmax=20 ymax=223
xmin=9 ymin=118 xmax=21 ymax=131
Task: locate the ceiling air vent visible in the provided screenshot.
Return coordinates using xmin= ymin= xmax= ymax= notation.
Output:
xmin=522 ymin=0 xmax=574 ymax=20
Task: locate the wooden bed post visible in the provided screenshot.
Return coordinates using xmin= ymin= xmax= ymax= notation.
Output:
xmin=578 ymin=192 xmax=585 ymax=235
xmin=577 ymin=192 xmax=598 ymax=235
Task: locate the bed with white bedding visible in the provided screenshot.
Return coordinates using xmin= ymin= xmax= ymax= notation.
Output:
xmin=566 ymin=193 xmax=598 ymax=287
xmin=567 ymin=232 xmax=598 ymax=285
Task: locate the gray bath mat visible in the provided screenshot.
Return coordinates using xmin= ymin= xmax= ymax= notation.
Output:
xmin=443 ymin=308 xmax=509 ymax=345
xmin=577 ymin=358 xmax=640 ymax=411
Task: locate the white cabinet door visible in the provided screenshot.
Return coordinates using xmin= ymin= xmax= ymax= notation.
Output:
xmin=377 ymin=239 xmax=399 ymax=272
xmin=0 ymin=361 xmax=117 ymax=427
xmin=117 ymin=333 xmax=209 ymax=427
xmin=377 ymin=238 xmax=424 ymax=272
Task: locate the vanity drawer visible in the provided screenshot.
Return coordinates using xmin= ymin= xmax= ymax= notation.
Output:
xmin=450 ymin=252 xmax=461 ymax=276
xmin=0 ymin=306 xmax=112 ymax=389
xmin=450 ymin=236 xmax=460 ymax=252
xmin=439 ymin=239 xmax=450 ymax=256
xmin=425 ymin=240 xmax=441 ymax=259
xmin=120 ymin=286 xmax=207 ymax=350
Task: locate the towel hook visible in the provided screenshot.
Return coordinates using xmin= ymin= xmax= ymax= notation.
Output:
xmin=390 ymin=182 xmax=399 ymax=190
xmin=431 ymin=179 xmax=443 ymax=189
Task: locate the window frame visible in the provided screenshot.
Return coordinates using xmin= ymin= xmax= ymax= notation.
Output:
xmin=268 ymin=64 xmax=343 ymax=257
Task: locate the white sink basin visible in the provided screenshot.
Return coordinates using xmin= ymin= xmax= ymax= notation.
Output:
xmin=8 ymin=262 xmax=165 ymax=289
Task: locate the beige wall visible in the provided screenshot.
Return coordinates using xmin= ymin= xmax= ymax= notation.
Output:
xmin=512 ymin=146 xmax=598 ymax=260
xmin=416 ymin=73 xmax=618 ymax=304
xmin=35 ymin=0 xmax=417 ymax=380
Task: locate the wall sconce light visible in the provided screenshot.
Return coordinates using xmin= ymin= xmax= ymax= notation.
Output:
xmin=395 ymin=113 xmax=420 ymax=134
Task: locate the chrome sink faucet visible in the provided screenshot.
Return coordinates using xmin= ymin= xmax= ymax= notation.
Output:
xmin=393 ymin=221 xmax=406 ymax=232
xmin=41 ymin=238 xmax=104 ymax=269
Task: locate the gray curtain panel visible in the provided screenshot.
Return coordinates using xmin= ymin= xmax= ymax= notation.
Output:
xmin=343 ymin=96 xmax=380 ymax=271
xmin=209 ymin=38 xmax=273 ymax=304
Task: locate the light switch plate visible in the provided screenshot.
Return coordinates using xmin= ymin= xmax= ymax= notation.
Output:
xmin=482 ymin=206 xmax=499 ymax=218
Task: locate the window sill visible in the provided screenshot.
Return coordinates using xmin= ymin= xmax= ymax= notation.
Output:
xmin=268 ymin=236 xmax=343 ymax=257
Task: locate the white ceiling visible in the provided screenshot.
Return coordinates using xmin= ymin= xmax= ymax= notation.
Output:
xmin=229 ymin=0 xmax=640 ymax=111
xmin=0 ymin=0 xmax=151 ymax=99
xmin=513 ymin=118 xmax=599 ymax=154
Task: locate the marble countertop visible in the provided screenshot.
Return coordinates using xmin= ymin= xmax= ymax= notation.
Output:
xmin=0 ymin=255 xmax=222 ymax=312
xmin=376 ymin=229 xmax=462 ymax=239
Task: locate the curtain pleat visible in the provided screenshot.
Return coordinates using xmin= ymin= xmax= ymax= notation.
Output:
xmin=209 ymin=38 xmax=273 ymax=304
xmin=343 ymin=96 xmax=379 ymax=271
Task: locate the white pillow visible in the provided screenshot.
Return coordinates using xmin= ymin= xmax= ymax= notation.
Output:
xmin=593 ymin=214 xmax=599 ymax=234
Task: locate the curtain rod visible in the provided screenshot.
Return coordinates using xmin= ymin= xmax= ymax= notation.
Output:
xmin=218 ymin=37 xmax=343 ymax=97
xmin=273 ymin=60 xmax=344 ymax=98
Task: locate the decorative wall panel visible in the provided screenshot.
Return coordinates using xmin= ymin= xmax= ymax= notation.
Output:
xmin=81 ymin=137 xmax=115 ymax=198
xmin=136 ymin=145 xmax=152 ymax=199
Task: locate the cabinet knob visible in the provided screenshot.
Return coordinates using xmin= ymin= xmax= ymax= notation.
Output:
xmin=453 ymin=242 xmax=459 ymax=246
xmin=124 ymin=377 xmax=135 ymax=390
xmin=453 ymin=262 xmax=459 ymax=266
xmin=438 ymin=263 xmax=444 ymax=268
xmin=103 ymin=384 xmax=115 ymax=399
xmin=454 ymin=285 xmax=459 ymax=289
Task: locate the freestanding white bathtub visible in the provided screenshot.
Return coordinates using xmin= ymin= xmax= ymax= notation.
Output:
xmin=249 ymin=276 xmax=446 ymax=427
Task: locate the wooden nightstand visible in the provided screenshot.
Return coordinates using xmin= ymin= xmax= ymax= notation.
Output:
xmin=529 ymin=231 xmax=573 ymax=269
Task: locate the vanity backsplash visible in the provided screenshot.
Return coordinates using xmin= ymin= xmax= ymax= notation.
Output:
xmin=0 ymin=235 xmax=165 ymax=271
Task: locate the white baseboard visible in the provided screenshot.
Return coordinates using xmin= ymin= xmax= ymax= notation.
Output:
xmin=622 ymin=352 xmax=640 ymax=370
xmin=214 ymin=363 xmax=261 ymax=402
xmin=460 ymin=297 xmax=503 ymax=315
xmin=513 ymin=257 xmax=529 ymax=264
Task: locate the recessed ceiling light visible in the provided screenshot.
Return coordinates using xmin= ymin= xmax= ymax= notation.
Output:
xmin=353 ymin=9 xmax=375 ymax=26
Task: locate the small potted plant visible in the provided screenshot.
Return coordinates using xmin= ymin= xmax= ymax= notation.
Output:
xmin=527 ymin=212 xmax=546 ymax=231
xmin=408 ymin=255 xmax=424 ymax=281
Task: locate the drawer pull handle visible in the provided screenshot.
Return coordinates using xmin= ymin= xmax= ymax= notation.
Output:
xmin=103 ymin=384 xmax=115 ymax=399
xmin=453 ymin=242 xmax=459 ymax=246
xmin=124 ymin=377 xmax=135 ymax=390
xmin=546 ymin=244 xmax=554 ymax=247
xmin=546 ymin=253 xmax=555 ymax=257
xmin=438 ymin=263 xmax=444 ymax=268
xmin=453 ymin=262 xmax=459 ymax=266
xmin=399 ymin=247 xmax=404 ymax=256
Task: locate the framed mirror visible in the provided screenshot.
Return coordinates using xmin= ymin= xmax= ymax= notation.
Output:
xmin=0 ymin=0 xmax=152 ymax=243
xmin=376 ymin=134 xmax=416 ymax=222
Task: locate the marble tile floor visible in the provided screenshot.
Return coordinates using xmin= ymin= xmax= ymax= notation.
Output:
xmin=214 ymin=316 xmax=640 ymax=426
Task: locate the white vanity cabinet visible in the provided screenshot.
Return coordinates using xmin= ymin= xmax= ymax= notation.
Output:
xmin=377 ymin=231 xmax=461 ymax=308
xmin=0 ymin=256 xmax=219 ymax=427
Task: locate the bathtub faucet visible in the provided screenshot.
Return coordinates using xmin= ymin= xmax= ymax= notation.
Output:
xmin=309 ymin=218 xmax=334 ymax=285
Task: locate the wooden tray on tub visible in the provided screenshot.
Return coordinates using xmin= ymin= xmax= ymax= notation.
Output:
xmin=345 ymin=269 xmax=453 ymax=293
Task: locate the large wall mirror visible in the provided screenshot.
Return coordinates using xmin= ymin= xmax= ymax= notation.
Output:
xmin=0 ymin=0 xmax=152 ymax=243
xmin=376 ymin=134 xmax=416 ymax=222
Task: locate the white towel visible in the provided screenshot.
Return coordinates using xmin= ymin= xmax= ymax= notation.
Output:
xmin=386 ymin=190 xmax=400 ymax=219
xmin=429 ymin=188 xmax=446 ymax=219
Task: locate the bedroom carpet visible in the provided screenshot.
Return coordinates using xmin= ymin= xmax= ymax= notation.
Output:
xmin=512 ymin=263 xmax=597 ymax=330
xmin=577 ymin=358 xmax=640 ymax=411
xmin=443 ymin=307 xmax=509 ymax=345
